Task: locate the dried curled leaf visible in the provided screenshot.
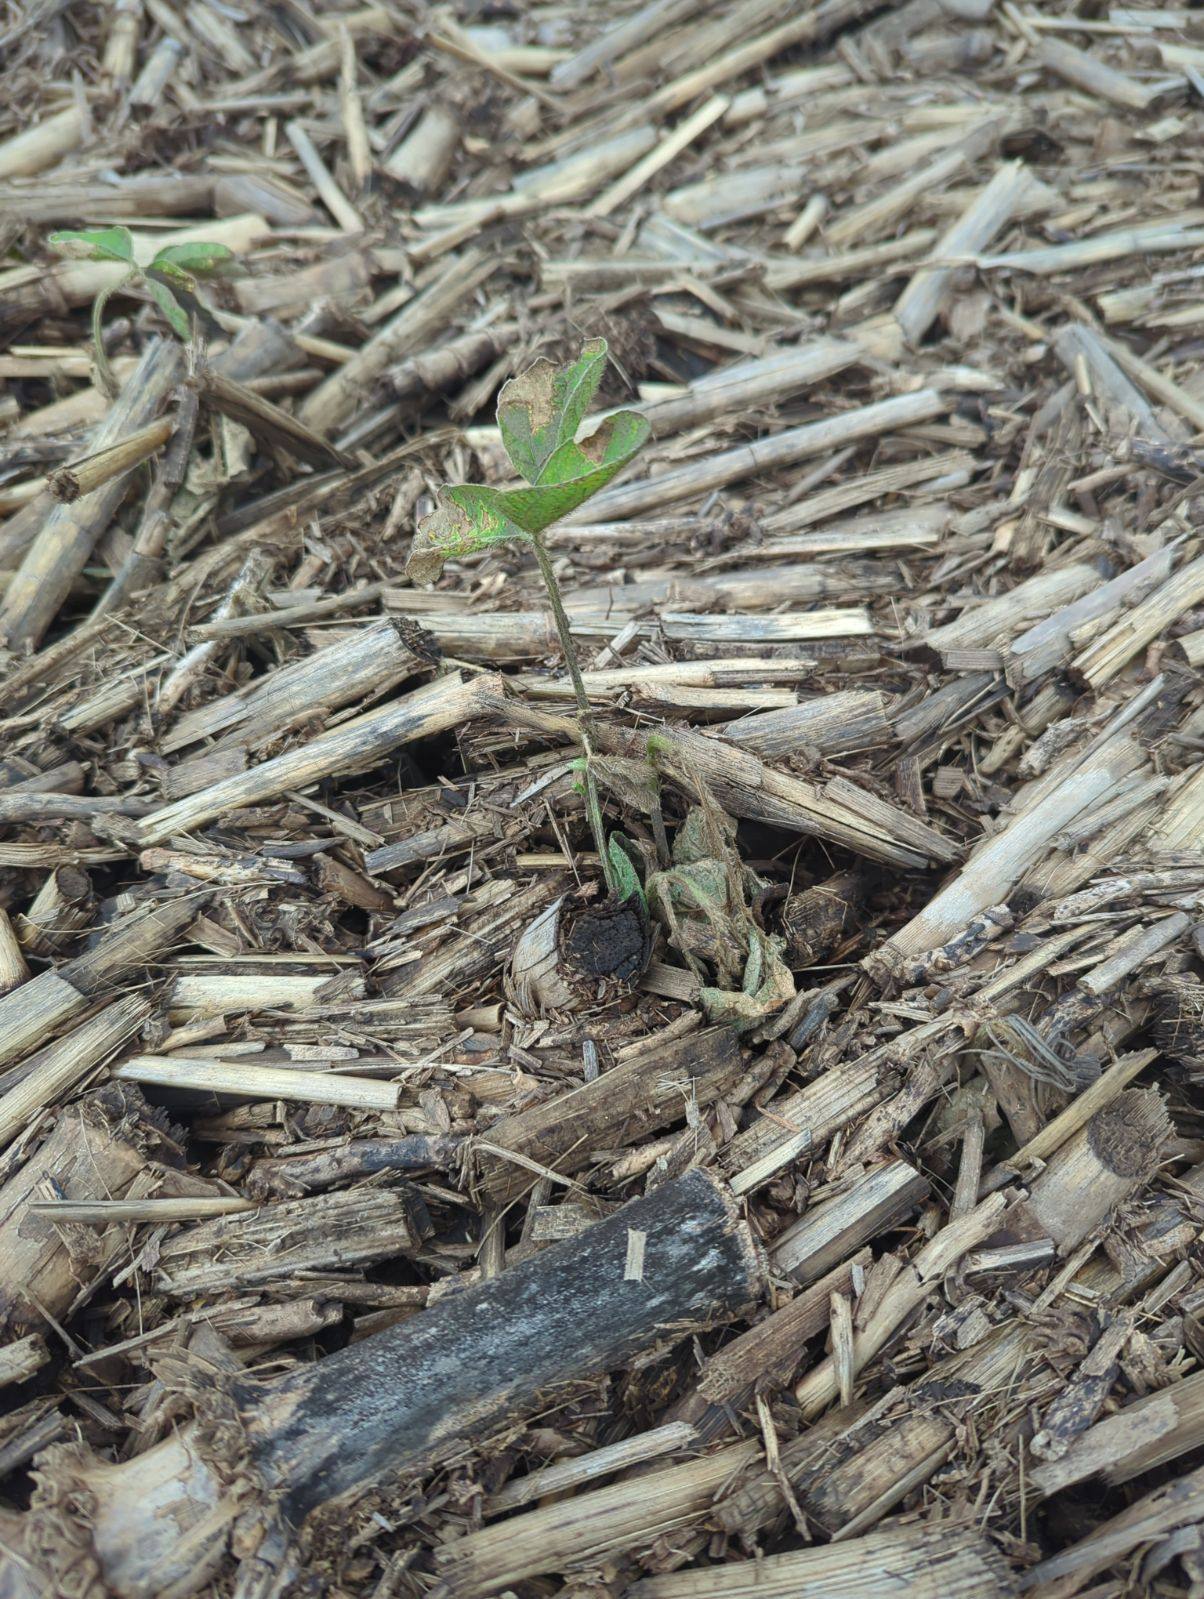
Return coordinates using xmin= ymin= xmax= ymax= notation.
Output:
xmin=590 ymin=755 xmax=661 ymax=815
xmin=648 ymin=804 xmax=795 ymax=1033
xmin=700 ymin=930 xmax=794 ymax=1032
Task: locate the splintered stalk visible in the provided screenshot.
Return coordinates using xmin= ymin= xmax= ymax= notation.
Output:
xmin=406 ymin=338 xmax=651 ymax=898
xmin=47 ymin=416 xmax=174 ymax=502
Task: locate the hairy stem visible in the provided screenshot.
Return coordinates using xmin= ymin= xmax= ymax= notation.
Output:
xmin=90 ymin=278 xmax=124 ymax=400
xmin=529 ymin=532 xmax=615 ymax=891
xmin=529 ymin=533 xmax=591 ymax=725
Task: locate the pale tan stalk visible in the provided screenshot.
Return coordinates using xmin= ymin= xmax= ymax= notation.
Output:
xmin=114 ymin=1055 xmax=401 ymax=1111
xmin=0 ymin=995 xmax=151 ymax=1149
xmin=136 ymin=672 xmax=501 ymax=845
xmin=794 ymin=1191 xmax=1007 ymax=1416
xmin=0 ymin=106 xmax=83 ymax=179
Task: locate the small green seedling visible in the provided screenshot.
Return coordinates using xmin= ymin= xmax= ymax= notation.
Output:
xmin=407 ymin=339 xmax=650 ymax=896
xmin=48 ymin=226 xmax=235 ymax=396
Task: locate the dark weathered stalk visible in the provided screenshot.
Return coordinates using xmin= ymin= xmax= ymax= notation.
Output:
xmin=10 ymin=1169 xmax=762 ymax=1599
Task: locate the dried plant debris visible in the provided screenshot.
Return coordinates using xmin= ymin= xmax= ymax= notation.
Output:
xmin=0 ymin=1 xmax=1203 ymax=1596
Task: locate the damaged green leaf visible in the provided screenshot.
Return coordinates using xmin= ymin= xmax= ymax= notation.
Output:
xmin=406 ymin=409 xmax=649 ymax=582
xmin=49 ymin=225 xmax=136 ymax=264
xmin=497 ymin=337 xmax=609 ymax=484
xmin=406 ymin=485 xmax=530 ymax=585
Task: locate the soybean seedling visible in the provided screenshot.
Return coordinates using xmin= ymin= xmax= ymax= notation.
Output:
xmin=407 ymin=338 xmax=650 ymax=897
xmin=47 ymin=226 xmax=235 ymax=397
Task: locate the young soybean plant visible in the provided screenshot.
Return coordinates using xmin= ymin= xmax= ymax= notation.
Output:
xmin=47 ymin=225 xmax=235 ymax=396
xmin=407 ymin=339 xmax=650 ymax=898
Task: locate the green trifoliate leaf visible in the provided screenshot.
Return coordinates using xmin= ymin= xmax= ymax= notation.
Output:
xmin=144 ymin=277 xmax=191 ymax=339
xmin=48 ymin=226 xmax=136 ymax=265
xmin=407 ymin=339 xmax=649 ymax=585
xmin=406 ymin=410 xmax=649 ymax=582
xmin=498 ymin=337 xmax=609 ymax=484
xmin=493 ymin=411 xmax=651 ymax=535
xmin=150 ymin=242 xmax=236 ymax=280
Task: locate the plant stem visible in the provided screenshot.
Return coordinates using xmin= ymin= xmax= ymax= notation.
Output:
xmin=529 ymin=532 xmax=615 ymax=892
xmin=90 ymin=278 xmax=123 ymax=400
xmin=529 ymin=533 xmax=592 ymax=727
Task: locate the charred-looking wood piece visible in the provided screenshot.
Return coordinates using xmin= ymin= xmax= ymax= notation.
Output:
xmin=780 ymin=868 xmax=866 ymax=969
xmin=14 ymin=1168 xmax=762 ymax=1599
xmin=509 ymin=886 xmax=650 ymax=1013
xmin=247 ymin=1166 xmax=759 ymax=1524
xmin=1149 ymin=975 xmax=1204 ymax=1068
xmin=0 ymin=1083 xmax=184 ymax=1336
